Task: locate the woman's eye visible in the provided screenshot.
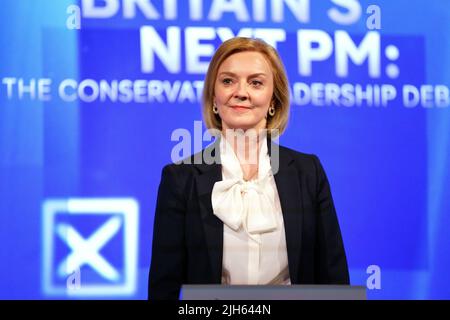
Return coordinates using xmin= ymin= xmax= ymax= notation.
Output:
xmin=222 ymin=78 xmax=233 ymax=84
xmin=251 ymin=80 xmax=263 ymax=87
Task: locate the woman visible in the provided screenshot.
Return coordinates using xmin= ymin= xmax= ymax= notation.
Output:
xmin=148 ymin=37 xmax=349 ymax=300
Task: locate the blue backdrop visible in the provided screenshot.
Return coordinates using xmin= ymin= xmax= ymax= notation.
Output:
xmin=0 ymin=0 xmax=449 ymax=299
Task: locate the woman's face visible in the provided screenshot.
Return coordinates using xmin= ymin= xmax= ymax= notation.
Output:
xmin=214 ymin=51 xmax=274 ymax=133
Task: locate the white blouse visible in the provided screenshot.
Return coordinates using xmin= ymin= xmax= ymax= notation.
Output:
xmin=211 ymin=134 xmax=291 ymax=285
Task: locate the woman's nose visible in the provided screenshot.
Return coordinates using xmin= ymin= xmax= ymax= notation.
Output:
xmin=234 ymin=81 xmax=249 ymax=101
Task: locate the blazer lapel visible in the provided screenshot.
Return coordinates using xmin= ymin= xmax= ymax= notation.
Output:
xmin=269 ymin=140 xmax=303 ymax=284
xmin=194 ymin=141 xmax=223 ymax=283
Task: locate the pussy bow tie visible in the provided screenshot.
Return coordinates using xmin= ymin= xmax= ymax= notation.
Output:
xmin=211 ymin=173 xmax=277 ymax=237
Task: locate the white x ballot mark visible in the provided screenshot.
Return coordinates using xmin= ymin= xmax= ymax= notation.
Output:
xmin=42 ymin=198 xmax=138 ymax=296
xmin=56 ymin=216 xmax=122 ymax=281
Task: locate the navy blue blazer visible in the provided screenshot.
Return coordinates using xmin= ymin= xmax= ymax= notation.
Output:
xmin=148 ymin=138 xmax=349 ymax=300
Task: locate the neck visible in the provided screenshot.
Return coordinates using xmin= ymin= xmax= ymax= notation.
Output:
xmin=221 ymin=128 xmax=266 ymax=166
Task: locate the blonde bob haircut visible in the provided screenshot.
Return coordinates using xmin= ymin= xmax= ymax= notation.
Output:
xmin=202 ymin=37 xmax=290 ymax=137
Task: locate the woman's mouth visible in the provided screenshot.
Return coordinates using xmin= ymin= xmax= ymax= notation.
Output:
xmin=230 ymin=105 xmax=252 ymax=112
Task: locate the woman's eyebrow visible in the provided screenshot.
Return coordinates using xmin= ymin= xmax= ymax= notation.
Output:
xmin=218 ymin=71 xmax=267 ymax=77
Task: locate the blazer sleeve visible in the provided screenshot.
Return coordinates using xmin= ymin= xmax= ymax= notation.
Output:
xmin=148 ymin=164 xmax=186 ymax=300
xmin=312 ymin=155 xmax=350 ymax=284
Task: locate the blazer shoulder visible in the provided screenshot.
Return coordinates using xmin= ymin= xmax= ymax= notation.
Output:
xmin=279 ymin=144 xmax=322 ymax=173
xmin=159 ymin=146 xmax=211 ymax=187
xmin=159 ymin=161 xmax=198 ymax=187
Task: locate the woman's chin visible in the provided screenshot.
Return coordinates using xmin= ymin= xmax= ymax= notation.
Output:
xmin=223 ymin=120 xmax=266 ymax=132
xmin=225 ymin=125 xmax=259 ymax=132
